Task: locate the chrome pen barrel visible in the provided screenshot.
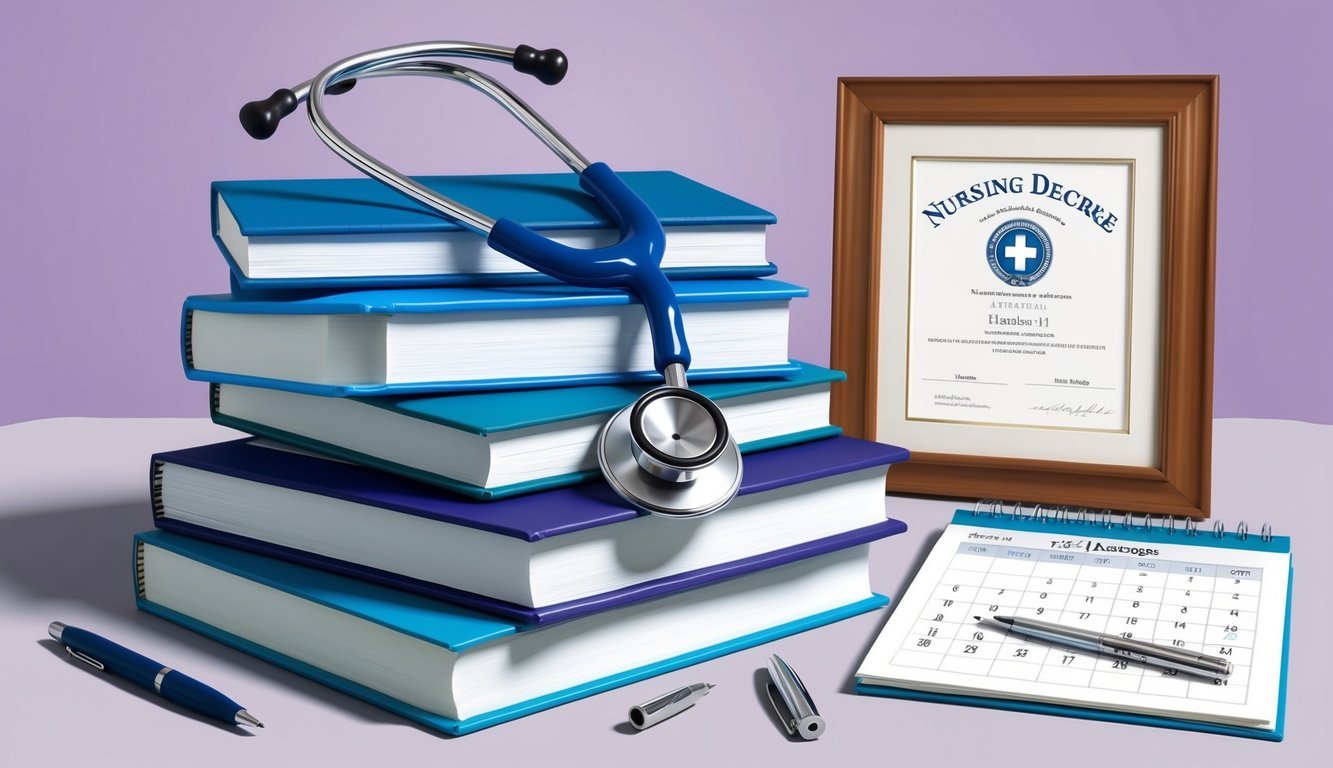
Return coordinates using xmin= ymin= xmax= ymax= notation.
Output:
xmin=1103 ymin=636 xmax=1233 ymax=677
xmin=995 ymin=616 xmax=1233 ymax=679
xmin=629 ymin=683 xmax=712 ymax=730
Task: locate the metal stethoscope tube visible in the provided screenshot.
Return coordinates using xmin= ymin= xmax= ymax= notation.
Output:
xmin=240 ymin=41 xmax=743 ymax=518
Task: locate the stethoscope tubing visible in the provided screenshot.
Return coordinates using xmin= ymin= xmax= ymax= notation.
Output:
xmin=242 ymin=40 xmax=744 ymax=516
xmin=301 ymin=43 xmax=590 ymax=234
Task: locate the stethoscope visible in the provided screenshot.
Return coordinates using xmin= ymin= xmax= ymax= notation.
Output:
xmin=239 ymin=41 xmax=742 ymax=518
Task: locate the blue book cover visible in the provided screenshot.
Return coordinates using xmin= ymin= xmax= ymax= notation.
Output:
xmin=209 ymin=361 xmax=845 ymax=499
xmin=151 ymin=435 xmax=910 ymax=624
xmin=213 ymin=171 xmax=778 ymax=290
xmin=135 ymin=530 xmax=889 ymax=736
xmin=182 ymin=278 xmax=806 ymax=396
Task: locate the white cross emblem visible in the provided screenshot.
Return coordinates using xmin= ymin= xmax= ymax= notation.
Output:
xmin=1004 ymin=233 xmax=1038 ymax=272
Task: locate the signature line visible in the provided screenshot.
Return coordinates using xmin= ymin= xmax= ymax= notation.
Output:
xmin=1025 ymin=383 xmax=1117 ymax=391
xmin=922 ymin=378 xmax=1007 ymax=386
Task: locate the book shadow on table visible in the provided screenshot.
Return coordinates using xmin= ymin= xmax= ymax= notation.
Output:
xmin=836 ymin=524 xmax=947 ymax=696
xmin=2 ymin=501 xmax=448 ymax=736
xmin=0 ymin=500 xmax=151 ymax=611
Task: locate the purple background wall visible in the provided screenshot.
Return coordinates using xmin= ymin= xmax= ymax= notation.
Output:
xmin=1 ymin=0 xmax=1329 ymax=426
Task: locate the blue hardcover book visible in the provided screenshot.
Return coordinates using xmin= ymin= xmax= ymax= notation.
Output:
xmin=854 ymin=510 xmax=1292 ymax=741
xmin=212 ymin=171 xmax=778 ymax=290
xmin=182 ymin=278 xmax=804 ymax=396
xmin=135 ymin=530 xmax=889 ymax=736
xmin=209 ymin=361 xmax=844 ymax=499
xmin=151 ymin=435 xmax=909 ymax=625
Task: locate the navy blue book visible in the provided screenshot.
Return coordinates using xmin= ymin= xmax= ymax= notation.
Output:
xmin=213 ymin=171 xmax=777 ymax=290
xmin=151 ymin=436 xmax=909 ymax=625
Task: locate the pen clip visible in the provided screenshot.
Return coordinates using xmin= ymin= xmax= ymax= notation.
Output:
xmin=65 ymin=646 xmax=105 ymax=671
xmin=764 ymin=681 xmax=797 ymax=736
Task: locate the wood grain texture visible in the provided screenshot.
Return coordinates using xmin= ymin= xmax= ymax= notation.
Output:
xmin=830 ymin=76 xmax=1217 ymax=517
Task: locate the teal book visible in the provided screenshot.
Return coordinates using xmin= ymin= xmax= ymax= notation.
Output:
xmin=212 ymin=171 xmax=777 ymax=290
xmin=182 ymin=279 xmax=804 ymax=396
xmin=135 ymin=530 xmax=888 ymax=736
xmin=854 ymin=510 xmax=1292 ymax=741
xmin=209 ymin=361 xmax=843 ymax=499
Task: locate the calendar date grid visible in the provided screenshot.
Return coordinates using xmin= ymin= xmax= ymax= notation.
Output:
xmin=890 ymin=542 xmax=1261 ymax=705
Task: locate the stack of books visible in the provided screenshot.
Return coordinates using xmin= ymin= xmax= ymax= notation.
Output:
xmin=139 ymin=170 xmax=910 ymax=735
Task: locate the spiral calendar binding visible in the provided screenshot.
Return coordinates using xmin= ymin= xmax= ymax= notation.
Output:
xmin=968 ymin=499 xmax=1274 ymax=543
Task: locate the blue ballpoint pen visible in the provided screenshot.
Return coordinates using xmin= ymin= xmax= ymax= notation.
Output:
xmin=49 ymin=622 xmax=264 ymax=728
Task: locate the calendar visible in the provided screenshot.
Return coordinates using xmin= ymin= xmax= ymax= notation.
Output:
xmin=856 ymin=510 xmax=1292 ymax=739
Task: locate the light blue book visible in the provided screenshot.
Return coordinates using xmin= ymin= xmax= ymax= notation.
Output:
xmin=209 ymin=361 xmax=843 ymax=499
xmin=135 ymin=530 xmax=888 ymax=736
xmin=212 ymin=171 xmax=777 ymax=290
xmin=855 ymin=510 xmax=1292 ymax=741
xmin=182 ymin=279 xmax=804 ymax=396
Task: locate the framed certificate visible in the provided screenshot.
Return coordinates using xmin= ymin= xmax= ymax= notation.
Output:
xmin=830 ymin=77 xmax=1217 ymax=517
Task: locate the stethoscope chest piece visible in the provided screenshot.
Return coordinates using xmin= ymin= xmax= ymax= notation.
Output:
xmin=599 ymin=384 xmax=742 ymax=518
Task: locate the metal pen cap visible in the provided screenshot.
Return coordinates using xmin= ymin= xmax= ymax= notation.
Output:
xmin=766 ymin=654 xmax=824 ymax=740
xmin=629 ymin=683 xmax=713 ymax=730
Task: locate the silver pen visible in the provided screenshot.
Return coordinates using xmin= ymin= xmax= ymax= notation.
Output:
xmin=629 ymin=683 xmax=713 ymax=730
xmin=765 ymin=654 xmax=824 ymax=740
xmin=977 ymin=615 xmax=1233 ymax=679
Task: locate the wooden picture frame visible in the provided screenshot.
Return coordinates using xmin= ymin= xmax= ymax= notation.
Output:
xmin=830 ymin=77 xmax=1217 ymax=517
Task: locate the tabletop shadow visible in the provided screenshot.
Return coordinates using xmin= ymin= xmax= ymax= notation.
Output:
xmin=8 ymin=503 xmax=449 ymax=737
xmin=839 ymin=525 xmax=946 ymax=695
xmin=0 ymin=500 xmax=148 ymax=614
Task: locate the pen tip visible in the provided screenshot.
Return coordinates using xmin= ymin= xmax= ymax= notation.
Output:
xmin=973 ymin=616 xmax=982 ymax=622
xmin=235 ymin=710 xmax=264 ymax=728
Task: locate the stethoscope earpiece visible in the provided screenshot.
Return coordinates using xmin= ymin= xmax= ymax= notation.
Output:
xmin=242 ymin=41 xmax=742 ymax=518
xmin=512 ymin=44 xmax=568 ymax=85
xmin=240 ymin=81 xmax=356 ymax=141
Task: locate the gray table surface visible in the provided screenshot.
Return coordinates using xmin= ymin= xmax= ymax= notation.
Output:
xmin=2 ymin=417 xmax=1329 ymax=767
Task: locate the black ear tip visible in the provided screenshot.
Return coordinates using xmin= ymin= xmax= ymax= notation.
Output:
xmin=239 ymin=88 xmax=298 ymax=140
xmin=513 ymin=44 xmax=568 ymax=85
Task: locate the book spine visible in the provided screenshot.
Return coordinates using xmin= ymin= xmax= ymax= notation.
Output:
xmin=134 ymin=539 xmax=147 ymax=600
xmin=181 ymin=309 xmax=195 ymax=372
xmin=150 ymin=461 xmax=166 ymax=520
